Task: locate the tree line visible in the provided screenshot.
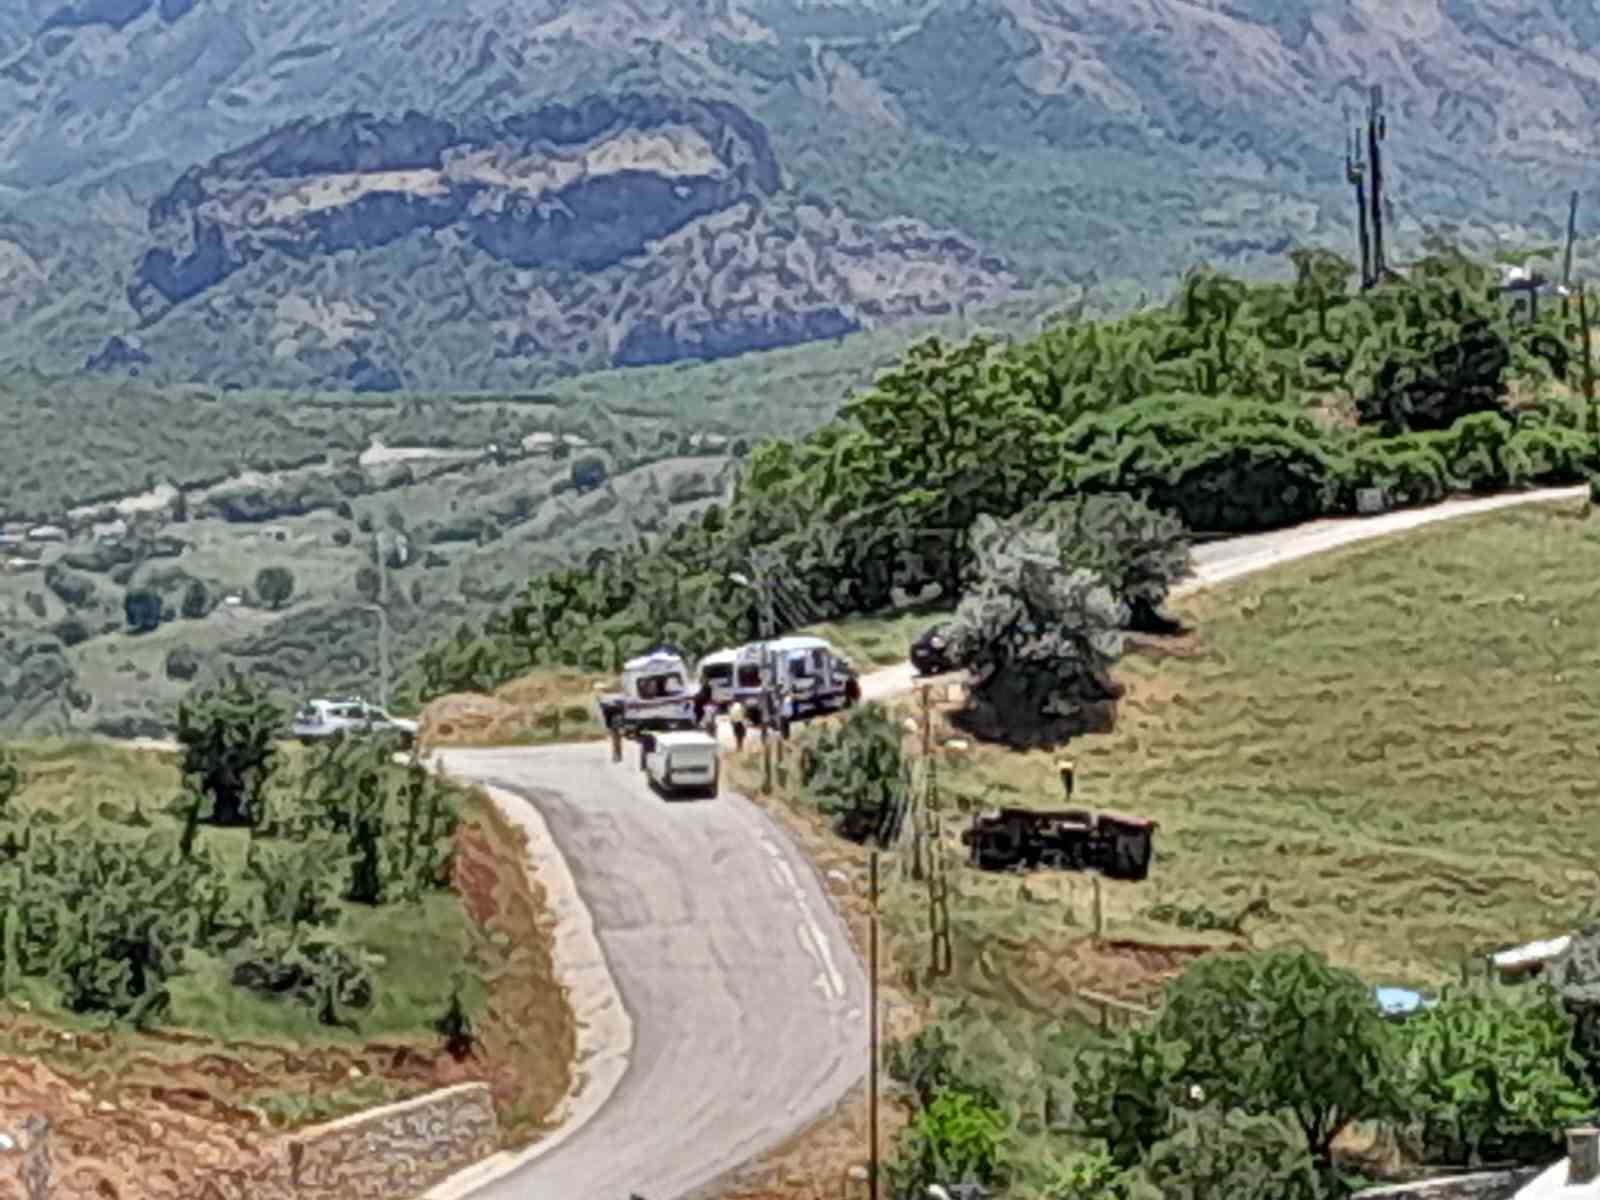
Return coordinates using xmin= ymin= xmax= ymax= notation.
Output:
xmin=409 ymin=242 xmax=1596 ymax=707
xmin=881 ymin=943 xmax=1600 ymax=1199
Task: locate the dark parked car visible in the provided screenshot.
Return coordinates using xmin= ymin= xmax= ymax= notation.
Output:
xmin=909 ymin=624 xmax=956 ymax=676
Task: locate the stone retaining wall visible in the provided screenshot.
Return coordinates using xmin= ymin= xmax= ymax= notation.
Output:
xmin=285 ymin=1082 xmax=499 ymax=1198
xmin=2 ymin=1082 xmax=498 ymax=1200
xmin=1353 ymin=1167 xmax=1544 ymax=1200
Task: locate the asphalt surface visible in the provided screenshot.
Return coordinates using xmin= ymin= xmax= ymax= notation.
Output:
xmin=122 ymin=483 xmax=1590 ymax=1199
xmin=430 ymin=743 xmax=869 ymax=1200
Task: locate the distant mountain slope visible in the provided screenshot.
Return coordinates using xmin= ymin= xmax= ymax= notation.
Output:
xmin=73 ymin=95 xmax=1016 ymax=390
xmin=5 ymin=0 xmax=1600 ymax=388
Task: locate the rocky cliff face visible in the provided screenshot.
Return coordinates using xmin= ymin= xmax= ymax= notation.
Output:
xmin=94 ymin=94 xmax=1016 ymax=388
xmin=128 ymin=96 xmax=783 ymax=323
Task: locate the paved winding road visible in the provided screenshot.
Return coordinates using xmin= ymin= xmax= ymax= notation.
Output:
xmin=431 ymin=743 xmax=868 ymax=1200
xmin=123 ymin=484 xmax=1590 ymax=1199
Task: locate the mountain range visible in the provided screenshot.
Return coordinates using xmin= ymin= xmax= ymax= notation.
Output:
xmin=7 ymin=0 xmax=1600 ymax=392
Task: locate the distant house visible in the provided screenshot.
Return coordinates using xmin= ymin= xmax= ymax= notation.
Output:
xmin=92 ymin=518 xmax=128 ymax=543
xmin=26 ymin=525 xmax=66 ymax=543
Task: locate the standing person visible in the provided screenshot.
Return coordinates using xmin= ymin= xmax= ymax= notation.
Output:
xmin=639 ymin=730 xmax=656 ymax=771
xmin=610 ymin=718 xmax=623 ymax=763
xmin=730 ymin=700 xmax=748 ymax=751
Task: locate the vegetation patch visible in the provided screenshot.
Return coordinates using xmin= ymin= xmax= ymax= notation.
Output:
xmin=0 ymin=682 xmax=573 ymax=1151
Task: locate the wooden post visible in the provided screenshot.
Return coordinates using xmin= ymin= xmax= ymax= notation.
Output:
xmin=1580 ymin=284 xmax=1596 ymax=415
xmin=868 ymin=850 xmax=880 ymax=1200
xmin=1564 ymin=190 xmax=1581 ymax=317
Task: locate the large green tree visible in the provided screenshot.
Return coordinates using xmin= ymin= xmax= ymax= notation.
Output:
xmin=175 ymin=672 xmax=284 ymax=827
xmin=1076 ymin=950 xmax=1403 ymax=1172
xmin=946 ymin=511 xmax=1127 ymax=747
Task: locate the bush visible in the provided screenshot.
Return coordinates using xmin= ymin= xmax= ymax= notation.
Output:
xmin=1504 ymin=423 xmax=1595 ymax=486
xmin=164 ymin=646 xmax=201 ymax=681
xmin=254 ymin=566 xmax=295 ymax=610
xmin=180 ymin=578 xmax=210 ymax=620
xmin=44 ymin=564 xmax=97 ymax=609
xmin=1058 ymin=395 xmax=1342 ymax=532
xmin=798 ymin=703 xmax=909 ymax=845
xmin=231 ymin=929 xmax=375 ymax=1027
xmin=1397 ymin=983 xmax=1594 ymax=1167
xmin=887 ymin=1087 xmax=1012 ymax=1198
xmin=1130 ymin=1106 xmax=1325 ymax=1200
xmin=1340 ymin=436 xmax=1452 ymax=507
xmin=52 ymin=617 xmax=90 ymax=648
xmin=175 ymin=671 xmax=284 ymax=827
xmin=124 ymin=587 xmax=162 ymax=633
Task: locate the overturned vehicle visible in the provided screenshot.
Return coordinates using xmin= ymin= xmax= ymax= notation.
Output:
xmin=961 ymin=806 xmax=1156 ymax=881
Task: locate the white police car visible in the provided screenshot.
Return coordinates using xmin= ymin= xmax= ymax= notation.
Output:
xmin=291 ymin=697 xmax=418 ymax=749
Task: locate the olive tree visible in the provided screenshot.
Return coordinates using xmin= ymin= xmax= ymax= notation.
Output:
xmin=946 ymin=512 xmax=1127 ymax=747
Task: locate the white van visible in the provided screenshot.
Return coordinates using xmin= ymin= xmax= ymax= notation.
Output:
xmin=767 ymin=635 xmax=853 ymax=717
xmin=598 ymin=647 xmax=697 ymax=734
xmin=699 ymin=644 xmax=765 ymax=710
xmin=643 ymin=730 xmax=720 ymax=799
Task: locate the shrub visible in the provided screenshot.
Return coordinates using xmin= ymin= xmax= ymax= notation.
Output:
xmin=798 ymin=703 xmax=909 ymax=845
xmin=887 ymin=1087 xmax=1012 ymax=1198
xmin=230 ymin=929 xmax=374 ymax=1027
xmin=179 ymin=578 xmax=210 ymax=620
xmin=123 ymin=587 xmax=162 ymax=633
xmin=44 ymin=564 xmax=97 ymax=609
xmin=1397 ymin=983 xmax=1594 ymax=1167
xmin=254 ymin=566 xmax=295 ymax=610
xmin=1504 ymin=423 xmax=1595 ymax=486
xmin=1340 ymin=436 xmax=1451 ymax=506
xmin=52 ymin=617 xmax=90 ymax=648
xmin=1058 ymin=394 xmax=1341 ymax=532
xmin=164 ymin=646 xmax=201 ymax=681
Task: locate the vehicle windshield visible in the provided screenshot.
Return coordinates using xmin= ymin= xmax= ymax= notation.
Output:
xmin=702 ymin=664 xmax=733 ymax=684
xmin=637 ymin=672 xmax=685 ymax=699
xmin=735 ymin=664 xmax=762 ymax=688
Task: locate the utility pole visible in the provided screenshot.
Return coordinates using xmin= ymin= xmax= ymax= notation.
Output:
xmin=751 ymin=550 xmax=777 ymax=795
xmin=1346 ymin=122 xmax=1372 ymax=289
xmin=371 ymin=530 xmax=391 ymax=711
xmin=1564 ymin=191 xmax=1581 ymax=318
xmin=868 ymin=848 xmax=880 ymax=1200
xmin=1580 ymin=284 xmax=1597 ymax=438
xmin=1367 ymin=83 xmax=1388 ymax=285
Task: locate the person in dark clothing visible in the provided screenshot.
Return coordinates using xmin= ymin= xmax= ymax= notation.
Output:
xmin=639 ymin=731 xmax=657 ymax=771
xmin=729 ymin=701 xmax=748 ymax=751
xmin=610 ymin=720 xmax=623 ymax=763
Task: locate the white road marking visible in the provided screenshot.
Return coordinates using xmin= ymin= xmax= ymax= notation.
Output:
xmin=764 ymin=836 xmax=847 ymax=1001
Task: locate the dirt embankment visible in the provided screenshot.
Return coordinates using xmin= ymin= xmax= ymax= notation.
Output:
xmin=421 ymin=670 xmax=610 ymax=751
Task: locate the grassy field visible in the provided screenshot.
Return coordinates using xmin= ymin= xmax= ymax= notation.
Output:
xmin=790 ymin=500 xmax=1600 ymax=991
xmin=0 ymin=739 xmax=575 ymax=1146
xmin=702 ymin=500 xmax=1600 ymax=1192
